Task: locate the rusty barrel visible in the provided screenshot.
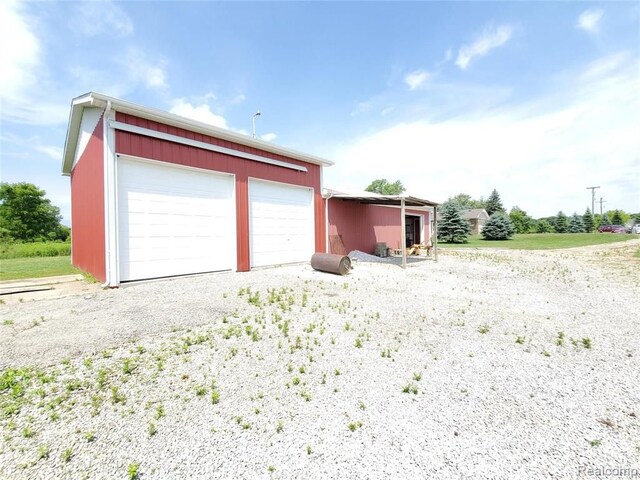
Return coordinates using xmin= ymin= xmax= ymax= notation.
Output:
xmin=311 ymin=253 xmax=352 ymax=275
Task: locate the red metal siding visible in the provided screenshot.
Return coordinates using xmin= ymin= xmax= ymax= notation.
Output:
xmin=70 ymin=116 xmax=106 ymax=282
xmin=115 ymin=113 xmax=326 ymax=270
xmin=327 ymin=201 xmax=430 ymax=254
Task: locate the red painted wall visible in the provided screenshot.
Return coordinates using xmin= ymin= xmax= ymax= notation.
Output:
xmin=115 ymin=113 xmax=326 ymax=271
xmin=70 ymin=116 xmax=106 ymax=282
xmin=327 ymin=200 xmax=430 ymax=254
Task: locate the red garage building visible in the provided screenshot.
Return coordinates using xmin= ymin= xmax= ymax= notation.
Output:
xmin=62 ymin=92 xmax=333 ymax=286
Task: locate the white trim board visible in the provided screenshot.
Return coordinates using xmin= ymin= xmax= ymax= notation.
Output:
xmin=109 ymin=120 xmax=308 ymax=173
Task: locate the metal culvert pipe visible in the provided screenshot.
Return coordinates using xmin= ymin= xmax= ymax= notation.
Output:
xmin=311 ymin=253 xmax=352 ymax=275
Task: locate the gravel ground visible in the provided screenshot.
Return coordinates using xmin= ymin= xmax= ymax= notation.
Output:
xmin=1 ymin=240 xmax=639 ymax=479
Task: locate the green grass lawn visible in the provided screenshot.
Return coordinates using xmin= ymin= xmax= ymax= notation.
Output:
xmin=0 ymin=256 xmax=79 ymax=281
xmin=438 ymin=233 xmax=640 ymax=250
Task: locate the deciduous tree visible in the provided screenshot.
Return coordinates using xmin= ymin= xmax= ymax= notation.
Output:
xmin=364 ymin=179 xmax=405 ymax=195
xmin=0 ymin=182 xmax=66 ymax=242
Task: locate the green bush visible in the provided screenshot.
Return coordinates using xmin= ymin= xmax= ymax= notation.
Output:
xmin=0 ymin=241 xmax=71 ymax=259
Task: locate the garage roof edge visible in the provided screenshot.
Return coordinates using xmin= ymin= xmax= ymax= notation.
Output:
xmin=62 ymin=92 xmax=334 ymax=175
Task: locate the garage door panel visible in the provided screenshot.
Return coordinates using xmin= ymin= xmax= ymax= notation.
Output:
xmin=118 ymin=157 xmax=235 ymax=281
xmin=249 ymin=180 xmax=314 ymax=268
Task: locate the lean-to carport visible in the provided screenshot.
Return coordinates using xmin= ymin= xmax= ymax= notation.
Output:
xmin=326 ymin=192 xmax=439 ymax=269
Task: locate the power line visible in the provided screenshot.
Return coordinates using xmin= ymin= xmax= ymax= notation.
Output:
xmin=598 ymin=197 xmax=607 ymax=216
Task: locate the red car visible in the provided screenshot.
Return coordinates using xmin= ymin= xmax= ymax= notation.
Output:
xmin=598 ymin=224 xmax=626 ymax=233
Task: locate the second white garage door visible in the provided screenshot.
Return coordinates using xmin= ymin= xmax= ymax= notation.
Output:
xmin=117 ymin=156 xmax=235 ymax=281
xmin=249 ymin=179 xmax=314 ymax=268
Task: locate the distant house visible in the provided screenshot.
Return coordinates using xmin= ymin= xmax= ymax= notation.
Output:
xmin=436 ymin=208 xmax=489 ymax=235
xmin=462 ymin=209 xmax=490 ymax=234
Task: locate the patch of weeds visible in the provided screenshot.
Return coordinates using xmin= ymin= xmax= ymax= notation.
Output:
xmin=542 ymin=350 xmax=551 ymax=357
xmin=148 ymin=422 xmax=157 ymax=436
xmin=589 ymin=439 xmax=601 ymax=447
xmin=82 ymin=358 xmax=93 ymax=369
xmin=381 ymin=348 xmax=392 ymax=358
xmin=61 ymin=447 xmax=73 ymax=463
xmin=413 ymin=372 xmax=422 ymax=382
xmin=37 ymin=444 xmax=50 ymax=460
xmin=210 ymin=380 xmax=220 ymax=404
xmin=348 ymin=421 xmax=363 ymax=432
xmin=110 ymin=386 xmax=126 ymax=405
xmin=195 ymin=385 xmax=207 ymax=397
xmin=2 ymin=320 xmax=14 ymax=326
xmin=96 ymin=369 xmax=108 ymax=389
xmin=154 ymin=405 xmax=165 ymax=420
xmin=354 ymin=338 xmax=363 ymax=348
xmin=268 ymin=465 xmax=276 ymax=473
xmin=128 ymin=462 xmax=140 ymax=480
xmin=90 ymin=395 xmax=102 ymax=416
xmin=276 ymin=419 xmax=283 ymax=433
xmin=298 ymin=365 xmax=306 ymax=374
xmin=306 ymin=445 xmax=312 ymax=455
xmin=84 ymin=431 xmax=95 ymax=442
xmin=343 ymin=322 xmax=351 ymax=332
xmin=334 ymin=368 xmax=341 ymax=376
xmin=300 ymin=390 xmax=312 ymax=402
xmin=582 ymin=337 xmax=592 ymax=349
xmin=402 ymin=383 xmax=419 ymax=395
xmin=292 ymin=376 xmax=300 ymax=386
xmin=478 ymin=324 xmax=490 ymax=334
xmin=556 ymin=331 xmax=565 ymax=346
xmin=358 ymin=400 xmax=366 ymax=410
xmin=102 ymin=350 xmax=113 ymax=359
xmin=515 ymin=336 xmax=525 ymax=345
xmin=22 ymin=426 xmax=35 ymax=438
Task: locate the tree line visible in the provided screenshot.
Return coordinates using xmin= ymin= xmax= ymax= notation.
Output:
xmin=439 ymin=189 xmax=639 ymax=243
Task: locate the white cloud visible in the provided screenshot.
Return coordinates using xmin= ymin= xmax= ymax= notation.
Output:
xmin=577 ymin=9 xmax=604 ymax=34
xmin=123 ymin=49 xmax=167 ymax=89
xmin=75 ymin=1 xmax=133 ymax=37
xmin=456 ymin=25 xmax=513 ymax=70
xmin=325 ymin=53 xmax=640 ymax=218
xmin=404 ymin=70 xmax=430 ymax=90
xmin=231 ymin=93 xmax=246 ymax=104
xmin=169 ymin=98 xmax=228 ymax=128
xmin=261 ymin=133 xmax=277 ymax=142
xmin=0 ymin=0 xmax=39 ymax=101
xmin=35 ymin=145 xmax=63 ymax=161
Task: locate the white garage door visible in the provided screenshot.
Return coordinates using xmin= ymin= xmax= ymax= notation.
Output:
xmin=249 ymin=179 xmax=314 ymax=268
xmin=117 ymin=156 xmax=235 ymax=281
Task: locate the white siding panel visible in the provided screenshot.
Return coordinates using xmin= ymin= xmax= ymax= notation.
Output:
xmin=249 ymin=180 xmax=314 ymax=268
xmin=118 ymin=157 xmax=235 ymax=281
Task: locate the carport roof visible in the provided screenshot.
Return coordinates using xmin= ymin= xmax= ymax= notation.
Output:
xmin=325 ymin=189 xmax=439 ymax=207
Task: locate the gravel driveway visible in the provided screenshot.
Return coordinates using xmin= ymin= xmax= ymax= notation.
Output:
xmin=1 ymin=240 xmax=639 ymax=479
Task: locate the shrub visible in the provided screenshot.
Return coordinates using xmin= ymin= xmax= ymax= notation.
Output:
xmin=0 ymin=241 xmax=70 ymax=259
xmin=481 ymin=213 xmax=515 ymax=240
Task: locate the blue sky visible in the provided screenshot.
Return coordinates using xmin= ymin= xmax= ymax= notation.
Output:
xmin=1 ymin=0 xmax=638 ymax=224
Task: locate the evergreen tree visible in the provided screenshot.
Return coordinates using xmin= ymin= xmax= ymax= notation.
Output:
xmin=438 ymin=202 xmax=471 ymax=243
xmin=485 ymin=189 xmax=505 ymax=216
xmin=554 ymin=211 xmax=568 ymax=233
xmin=611 ymin=210 xmax=624 ymax=225
xmin=582 ymin=208 xmax=595 ymax=232
xmin=601 ymin=213 xmax=611 ymax=225
xmin=482 ymin=213 xmax=515 ymax=240
xmin=568 ymin=213 xmax=585 ymax=233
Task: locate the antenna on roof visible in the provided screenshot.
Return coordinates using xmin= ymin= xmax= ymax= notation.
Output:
xmin=252 ymin=111 xmax=261 ymax=139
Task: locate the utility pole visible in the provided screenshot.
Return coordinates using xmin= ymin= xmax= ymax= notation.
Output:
xmin=586 ymin=186 xmax=600 ymax=217
xmin=598 ymin=197 xmax=606 ymax=216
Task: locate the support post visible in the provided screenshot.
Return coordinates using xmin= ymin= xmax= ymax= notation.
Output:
xmin=401 ymin=198 xmax=406 ymax=269
xmin=433 ymin=205 xmax=438 ymax=262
